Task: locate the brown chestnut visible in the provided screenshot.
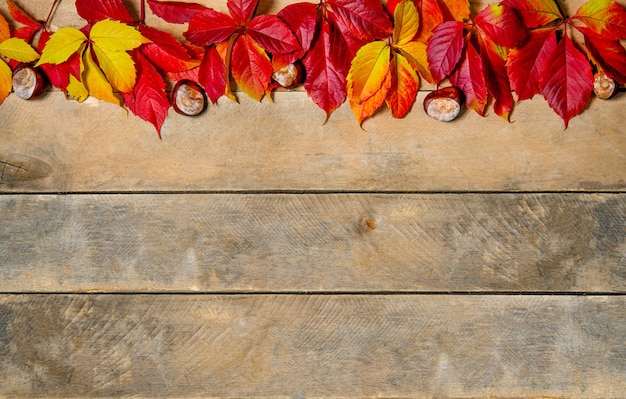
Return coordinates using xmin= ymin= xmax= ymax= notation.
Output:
xmin=423 ymin=87 xmax=464 ymax=122
xmin=12 ymin=63 xmax=47 ymax=100
xmin=171 ymin=79 xmax=208 ymax=116
xmin=272 ymin=61 xmax=304 ymax=89
xmin=593 ymin=71 xmax=617 ymax=100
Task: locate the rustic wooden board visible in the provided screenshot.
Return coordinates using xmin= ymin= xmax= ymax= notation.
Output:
xmin=1 ymin=193 xmax=624 ymax=293
xmin=1 ymin=294 xmax=624 ymax=398
xmin=1 ymin=92 xmax=625 ymax=192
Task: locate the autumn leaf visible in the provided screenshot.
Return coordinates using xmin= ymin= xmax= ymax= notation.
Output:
xmin=36 ymin=27 xmax=87 ymax=66
xmin=583 ymin=29 xmax=626 ymax=83
xmin=450 ymin=40 xmax=488 ymax=115
xmin=0 ymin=37 xmax=40 ymax=63
xmin=6 ymin=0 xmax=44 ymax=42
xmin=502 ymin=0 xmax=562 ymax=28
xmin=76 ymin=0 xmax=134 ymax=25
xmin=147 ymin=0 xmax=207 ymax=24
xmin=386 ymin=53 xmax=420 ymax=118
xmin=0 ymin=52 xmax=11 ymax=105
xmin=572 ymin=0 xmax=626 ymax=40
xmin=427 ymin=20 xmax=466 ymax=82
xmin=0 ymin=9 xmax=11 ymax=43
xmin=474 ymin=4 xmax=528 ymax=48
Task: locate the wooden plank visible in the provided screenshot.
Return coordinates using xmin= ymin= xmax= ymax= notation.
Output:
xmin=1 ymin=193 xmax=624 ymax=293
xmin=2 ymin=92 xmax=626 ymax=192
xmin=0 ymin=294 xmax=623 ymax=398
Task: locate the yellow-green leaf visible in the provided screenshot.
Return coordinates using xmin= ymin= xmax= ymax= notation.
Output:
xmin=396 ymin=41 xmax=433 ymax=83
xmin=36 ymin=27 xmax=87 ymax=66
xmin=0 ymin=59 xmax=12 ymax=105
xmin=92 ymin=44 xmax=136 ymax=93
xmin=67 ymin=75 xmax=88 ymax=102
xmin=393 ymin=0 xmax=419 ymax=46
xmin=90 ymin=19 xmax=150 ymax=52
xmin=0 ymin=13 xmax=10 ymax=43
xmin=0 ymin=37 xmax=40 ymax=63
xmin=83 ymin=49 xmax=120 ymax=106
xmin=347 ymin=41 xmax=391 ymax=104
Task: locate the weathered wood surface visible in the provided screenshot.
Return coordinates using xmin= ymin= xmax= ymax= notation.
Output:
xmin=1 ymin=92 xmax=625 ymax=192
xmin=1 ymin=294 xmax=624 ymax=398
xmin=1 ymin=193 xmax=625 ymax=293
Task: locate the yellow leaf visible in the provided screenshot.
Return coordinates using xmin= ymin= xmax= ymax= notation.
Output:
xmin=0 ymin=59 xmax=12 ymax=105
xmin=347 ymin=41 xmax=391 ymax=104
xmin=350 ymin=72 xmax=392 ymax=125
xmin=36 ymin=27 xmax=87 ymax=66
xmin=67 ymin=75 xmax=88 ymax=102
xmin=90 ymin=19 xmax=149 ymax=52
xmin=83 ymin=49 xmax=120 ymax=106
xmin=92 ymin=44 xmax=136 ymax=93
xmin=396 ymin=41 xmax=433 ymax=83
xmin=0 ymin=13 xmax=10 ymax=43
xmin=393 ymin=0 xmax=419 ymax=46
xmin=0 ymin=38 xmax=40 ymax=63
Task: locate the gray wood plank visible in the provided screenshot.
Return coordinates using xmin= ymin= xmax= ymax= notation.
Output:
xmin=1 ymin=193 xmax=624 ymax=293
xmin=0 ymin=294 xmax=624 ymax=398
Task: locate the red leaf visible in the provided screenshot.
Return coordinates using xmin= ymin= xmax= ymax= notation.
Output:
xmin=583 ymin=29 xmax=626 ymax=84
xmin=572 ymin=0 xmax=626 ymax=41
xmin=386 ymin=54 xmax=419 ymax=118
xmin=37 ymin=31 xmax=81 ymax=92
xmin=197 ymin=45 xmax=227 ymax=104
xmin=122 ymin=51 xmax=170 ymax=136
xmin=7 ymin=0 xmax=43 ymax=42
xmin=502 ymin=0 xmax=562 ymax=28
xmin=227 ymin=0 xmax=259 ymax=23
xmin=184 ymin=9 xmax=238 ymax=46
xmin=506 ymin=27 xmax=557 ymax=100
xmin=230 ymin=35 xmax=273 ymax=101
xmin=539 ymin=35 xmax=593 ymax=127
xmin=481 ymin=38 xmax=514 ymax=120
xmin=474 ymin=4 xmax=529 ymax=48
xmin=140 ymin=25 xmax=193 ymax=61
xmin=427 ymin=20 xmax=466 ymax=82
xmin=327 ymin=0 xmax=393 ymax=40
xmin=75 ymin=0 xmax=133 ymax=24
xmin=450 ymin=40 xmax=488 ymax=115
xmin=274 ymin=2 xmax=317 ymax=67
xmin=247 ymin=15 xmax=302 ymax=55
xmin=147 ymin=0 xmax=208 ymax=24
xmin=302 ymin=18 xmax=350 ymax=117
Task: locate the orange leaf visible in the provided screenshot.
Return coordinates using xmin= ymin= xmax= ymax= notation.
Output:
xmin=0 ymin=14 xmax=10 ymax=43
xmin=393 ymin=0 xmax=419 ymax=46
xmin=350 ymin=72 xmax=392 ymax=125
xmin=386 ymin=54 xmax=419 ymax=118
xmin=0 ymin=59 xmax=12 ymax=105
xmin=83 ymin=49 xmax=120 ymax=106
xmin=347 ymin=41 xmax=391 ymax=104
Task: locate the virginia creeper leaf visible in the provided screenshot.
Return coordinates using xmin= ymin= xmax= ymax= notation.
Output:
xmin=36 ymin=27 xmax=87 ymax=66
xmin=539 ymin=34 xmax=593 ymax=127
xmin=573 ymin=0 xmax=626 ymax=40
xmin=327 ymin=0 xmax=393 ymax=41
xmin=441 ymin=0 xmax=472 ymax=22
xmin=230 ymin=35 xmax=273 ymax=101
xmin=247 ymin=15 xmax=302 ymax=55
xmin=6 ymin=0 xmax=42 ymax=42
xmin=0 ymin=37 xmax=40 ymax=62
xmin=122 ymin=51 xmax=170 ymax=137
xmin=0 ymin=59 xmax=11 ymax=104
xmin=139 ymin=26 xmax=199 ymax=73
xmin=506 ymin=28 xmax=557 ymax=100
xmin=393 ymin=0 xmax=420 ymax=46
xmin=427 ymin=20 xmax=465 ymax=82
xmin=0 ymin=13 xmax=9 ymax=43
xmin=276 ymin=2 xmax=317 ymax=54
xmin=583 ymin=30 xmax=626 ymax=83
xmin=474 ymin=4 xmax=529 ymax=48
xmin=228 ymin=0 xmax=259 ymax=23
xmin=140 ymin=25 xmax=193 ymax=61
xmin=386 ymin=53 xmax=420 ymax=118
xmin=90 ymin=19 xmax=150 ymax=52
xmin=348 ymin=41 xmax=391 ymax=103
xmin=450 ymin=41 xmax=488 ymax=115
xmin=349 ymin=71 xmax=392 ymax=124
xmin=82 ymin=48 xmax=120 ymax=105
xmin=37 ymin=31 xmax=81 ymax=92
xmin=67 ymin=74 xmax=89 ymax=102
xmin=184 ymin=9 xmax=238 ymax=46
xmin=481 ymin=38 xmax=514 ymax=120
xmin=92 ymin=44 xmax=137 ymax=92
xmin=75 ymin=0 xmax=133 ymax=24
xmin=147 ymin=0 xmax=208 ymax=24
xmin=502 ymin=0 xmax=562 ymax=28
xmin=396 ymin=40 xmax=433 ymax=83
xmin=197 ymin=45 xmax=227 ymax=104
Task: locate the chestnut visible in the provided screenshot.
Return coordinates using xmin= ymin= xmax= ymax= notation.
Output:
xmin=423 ymin=87 xmax=464 ymax=122
xmin=593 ymin=71 xmax=617 ymax=100
xmin=170 ymin=79 xmax=208 ymax=116
xmin=271 ymin=61 xmax=304 ymax=89
xmin=12 ymin=63 xmax=47 ymax=100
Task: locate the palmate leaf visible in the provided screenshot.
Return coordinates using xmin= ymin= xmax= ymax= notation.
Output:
xmin=147 ymin=0 xmax=207 ymax=24
xmin=427 ymin=20 xmax=466 ymax=82
xmin=502 ymin=0 xmax=562 ymax=28
xmin=450 ymin=40 xmax=488 ymax=115
xmin=230 ymin=35 xmax=273 ymax=101
xmin=583 ymin=29 xmax=626 ymax=83
xmin=76 ymin=0 xmax=134 ymax=25
xmin=572 ymin=0 xmax=626 ymax=40
xmin=36 ymin=27 xmax=88 ymax=66
xmin=6 ymin=0 xmax=43 ymax=42
xmin=0 ymin=37 xmax=40 ymax=63
xmin=82 ymin=47 xmax=120 ymax=106
xmin=228 ymin=0 xmax=259 ymax=23
xmin=348 ymin=41 xmax=391 ymax=104
xmin=327 ymin=0 xmax=393 ymax=41
xmin=386 ymin=54 xmax=420 ymax=118
xmin=474 ymin=4 xmax=529 ymax=48
xmin=185 ymin=9 xmax=238 ymax=46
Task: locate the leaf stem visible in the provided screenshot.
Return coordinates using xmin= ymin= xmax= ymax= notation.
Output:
xmin=140 ymin=0 xmax=146 ymax=25
xmin=44 ymin=0 xmax=61 ymax=28
xmin=224 ymin=33 xmax=241 ymax=102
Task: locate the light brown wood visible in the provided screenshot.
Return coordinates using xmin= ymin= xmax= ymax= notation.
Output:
xmin=1 ymin=193 xmax=624 ymax=293
xmin=2 ymin=91 xmax=625 ymax=192
xmin=1 ymin=294 xmax=624 ymax=398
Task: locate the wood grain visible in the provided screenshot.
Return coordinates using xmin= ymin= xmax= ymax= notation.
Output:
xmin=1 ymin=294 xmax=624 ymax=398
xmin=1 ymin=193 xmax=624 ymax=293
xmin=1 ymin=92 xmax=625 ymax=192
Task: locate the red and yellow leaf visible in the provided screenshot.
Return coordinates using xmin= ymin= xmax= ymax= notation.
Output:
xmin=349 ymin=72 xmax=391 ymax=125
xmin=583 ymin=30 xmax=626 ymax=83
xmin=438 ymin=0 xmax=471 ymax=22
xmin=0 ymin=59 xmax=12 ymax=105
xmin=75 ymin=0 xmax=134 ymax=24
xmin=0 ymin=13 xmax=10 ymax=43
xmin=147 ymin=0 xmax=208 ymax=24
xmin=230 ymin=35 xmax=273 ymax=101
xmin=121 ymin=51 xmax=170 ymax=137
xmin=348 ymin=41 xmax=391 ymax=103
xmin=474 ymin=4 xmax=529 ymax=48
xmin=393 ymin=0 xmax=420 ymax=46
xmin=327 ymin=0 xmax=393 ymax=41
xmin=396 ymin=40 xmax=433 ymax=83
xmin=0 ymin=38 xmax=40 ymax=63
xmin=7 ymin=0 xmax=43 ymax=42
xmin=573 ymin=0 xmax=626 ymax=40
xmin=37 ymin=31 xmax=81 ymax=92
xmin=427 ymin=20 xmax=466 ymax=82
xmin=386 ymin=53 xmax=420 ymax=118
xmin=36 ymin=27 xmax=87 ymax=66
xmin=539 ymin=35 xmax=593 ymax=127
xmin=82 ymin=48 xmax=120 ymax=106
xmin=502 ymin=0 xmax=562 ymax=28
xmin=450 ymin=41 xmax=488 ymax=115
xmin=481 ymin=38 xmax=514 ymax=120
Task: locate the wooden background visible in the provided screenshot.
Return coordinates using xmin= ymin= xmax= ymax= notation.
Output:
xmin=1 ymin=0 xmax=625 ymax=397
